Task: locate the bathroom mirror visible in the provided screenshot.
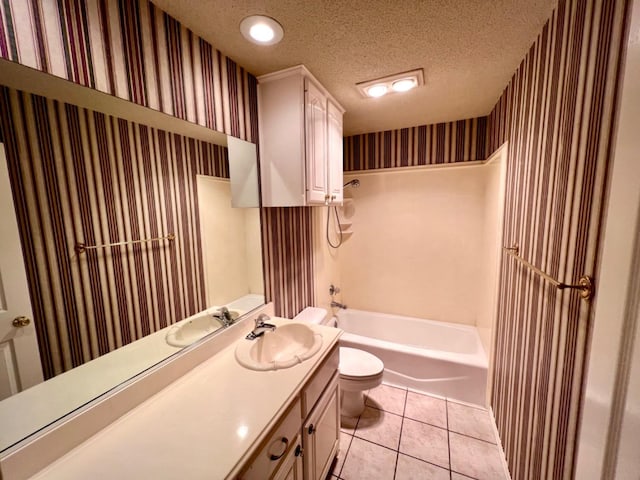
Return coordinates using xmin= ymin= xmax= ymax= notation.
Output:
xmin=0 ymin=60 xmax=264 ymax=453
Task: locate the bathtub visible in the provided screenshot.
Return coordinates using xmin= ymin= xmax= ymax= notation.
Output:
xmin=336 ymin=309 xmax=487 ymax=406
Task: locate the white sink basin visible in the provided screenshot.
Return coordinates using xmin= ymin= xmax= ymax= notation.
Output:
xmin=166 ymin=310 xmax=239 ymax=347
xmin=235 ymin=323 xmax=323 ymax=371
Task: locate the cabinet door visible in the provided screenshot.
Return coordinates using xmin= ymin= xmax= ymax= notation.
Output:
xmin=273 ymin=435 xmax=304 ymax=480
xmin=303 ymin=373 xmax=340 ymax=480
xmin=327 ymin=100 xmax=343 ymax=205
xmin=305 ymin=79 xmax=328 ymax=205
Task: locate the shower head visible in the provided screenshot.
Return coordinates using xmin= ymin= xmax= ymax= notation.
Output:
xmin=343 ymin=179 xmax=360 ymax=188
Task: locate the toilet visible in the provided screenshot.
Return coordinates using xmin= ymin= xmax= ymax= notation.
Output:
xmin=293 ymin=307 xmax=384 ymax=417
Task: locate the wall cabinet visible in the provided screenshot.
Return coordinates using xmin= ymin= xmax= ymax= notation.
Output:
xmin=258 ymin=66 xmax=345 ymax=207
xmin=239 ymin=346 xmax=339 ymax=480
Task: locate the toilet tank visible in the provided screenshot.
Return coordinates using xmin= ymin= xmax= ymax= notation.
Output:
xmin=293 ymin=307 xmax=334 ymax=326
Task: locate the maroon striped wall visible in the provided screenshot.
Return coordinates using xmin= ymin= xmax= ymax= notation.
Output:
xmin=0 ymin=0 xmax=256 ymax=142
xmin=261 ymin=208 xmax=314 ymax=319
xmin=487 ymin=1 xmax=628 ymax=479
xmin=0 ymin=86 xmax=228 ymax=378
xmin=0 ymin=0 xmax=313 ymax=373
xmin=343 ymin=117 xmax=488 ymax=171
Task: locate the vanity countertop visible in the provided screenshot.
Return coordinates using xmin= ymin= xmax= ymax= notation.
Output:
xmin=29 ymin=318 xmax=342 ymax=479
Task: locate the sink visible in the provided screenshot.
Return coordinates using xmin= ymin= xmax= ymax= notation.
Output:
xmin=166 ymin=310 xmax=239 ymax=347
xmin=235 ymin=322 xmax=323 ymax=371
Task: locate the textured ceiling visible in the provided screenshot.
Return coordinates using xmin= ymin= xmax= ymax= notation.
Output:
xmin=151 ymin=0 xmax=557 ymax=135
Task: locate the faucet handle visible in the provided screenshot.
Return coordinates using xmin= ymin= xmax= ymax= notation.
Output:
xmin=255 ymin=313 xmax=270 ymax=327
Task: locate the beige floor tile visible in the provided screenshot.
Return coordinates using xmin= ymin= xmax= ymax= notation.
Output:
xmin=331 ymin=432 xmax=352 ymax=477
xmin=404 ymin=391 xmax=447 ymax=428
xmin=340 ymin=437 xmax=397 ymax=480
xmin=399 ymin=418 xmax=449 ymax=469
xmin=395 ymin=454 xmax=450 ymax=480
xmin=354 ymin=406 xmax=403 ymax=450
xmin=451 ymin=472 xmax=476 ymax=480
xmin=449 ymin=432 xmax=507 ymax=480
xmin=365 ymin=383 xmax=407 ymax=415
xmin=447 ymin=401 xmax=496 ymax=443
xmin=340 ymin=414 xmax=358 ymax=435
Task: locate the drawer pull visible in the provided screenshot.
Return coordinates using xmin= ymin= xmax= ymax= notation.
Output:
xmin=295 ymin=445 xmax=303 ymax=457
xmin=307 ymin=424 xmax=315 ymax=435
xmin=268 ymin=437 xmax=289 ymax=461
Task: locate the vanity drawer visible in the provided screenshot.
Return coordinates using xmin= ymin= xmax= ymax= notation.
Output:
xmin=240 ymin=396 xmax=302 ymax=480
xmin=302 ymin=345 xmax=339 ymax=417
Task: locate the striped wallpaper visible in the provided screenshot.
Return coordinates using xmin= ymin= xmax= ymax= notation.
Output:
xmin=343 ymin=117 xmax=488 ymax=171
xmin=0 ymin=86 xmax=229 ymax=378
xmin=261 ymin=208 xmax=315 ymax=319
xmin=0 ymin=0 xmax=257 ymax=142
xmin=488 ymin=1 xmax=628 ymax=479
xmin=0 ymin=0 xmax=315 ymax=374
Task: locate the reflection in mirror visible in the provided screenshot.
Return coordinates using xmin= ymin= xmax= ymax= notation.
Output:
xmin=0 ymin=82 xmax=263 ymax=453
xmin=197 ymin=176 xmax=264 ymax=308
xmin=228 ymin=137 xmax=260 ymax=208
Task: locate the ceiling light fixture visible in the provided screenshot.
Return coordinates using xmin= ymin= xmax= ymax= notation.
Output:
xmin=240 ymin=15 xmax=284 ymax=46
xmin=392 ymin=78 xmax=417 ymax=92
xmin=356 ymin=68 xmax=424 ymax=99
xmin=366 ymin=84 xmax=388 ymax=98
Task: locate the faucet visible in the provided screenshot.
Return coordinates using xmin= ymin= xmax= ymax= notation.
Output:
xmin=331 ymin=300 xmax=347 ymax=309
xmin=213 ymin=306 xmax=234 ymax=327
xmin=246 ymin=313 xmax=276 ymax=340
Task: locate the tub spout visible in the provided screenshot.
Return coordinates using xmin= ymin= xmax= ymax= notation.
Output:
xmin=331 ymin=300 xmax=347 ymax=309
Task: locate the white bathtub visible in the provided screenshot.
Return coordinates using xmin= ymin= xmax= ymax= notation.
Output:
xmin=336 ymin=309 xmax=487 ymax=406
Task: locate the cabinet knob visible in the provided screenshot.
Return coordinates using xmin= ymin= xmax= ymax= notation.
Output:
xmin=268 ymin=437 xmax=289 ymax=460
xmin=307 ymin=424 xmax=315 ymax=435
xmin=295 ymin=444 xmax=303 ymax=457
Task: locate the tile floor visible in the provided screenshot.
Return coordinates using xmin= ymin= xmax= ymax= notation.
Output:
xmin=330 ymin=383 xmax=508 ymax=480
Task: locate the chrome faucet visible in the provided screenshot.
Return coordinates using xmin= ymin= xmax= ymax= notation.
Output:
xmin=246 ymin=313 xmax=276 ymax=340
xmin=213 ymin=306 xmax=235 ymax=327
xmin=331 ymin=300 xmax=347 ymax=309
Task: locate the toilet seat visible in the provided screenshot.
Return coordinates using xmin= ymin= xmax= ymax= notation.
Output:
xmin=339 ymin=347 xmax=384 ymax=378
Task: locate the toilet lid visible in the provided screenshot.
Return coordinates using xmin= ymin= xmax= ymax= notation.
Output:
xmin=339 ymin=347 xmax=384 ymax=377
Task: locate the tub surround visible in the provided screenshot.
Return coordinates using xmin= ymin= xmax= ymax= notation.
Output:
xmin=339 ymin=164 xmax=492 ymax=326
xmin=19 ymin=317 xmax=341 ymax=479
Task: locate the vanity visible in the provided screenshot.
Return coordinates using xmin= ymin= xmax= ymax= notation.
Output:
xmin=18 ymin=312 xmax=342 ymax=480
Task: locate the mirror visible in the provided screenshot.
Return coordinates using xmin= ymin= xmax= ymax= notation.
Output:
xmin=0 ymin=61 xmax=264 ymax=453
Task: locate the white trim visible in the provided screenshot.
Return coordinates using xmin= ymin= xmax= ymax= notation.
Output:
xmin=344 ymin=159 xmax=488 ymax=177
xmin=489 ymin=406 xmax=513 ymax=480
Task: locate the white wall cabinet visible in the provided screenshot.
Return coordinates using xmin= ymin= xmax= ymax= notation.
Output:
xmin=258 ymin=66 xmax=345 ymax=207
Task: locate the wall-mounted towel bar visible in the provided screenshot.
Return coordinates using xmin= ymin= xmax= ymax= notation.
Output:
xmin=503 ymin=244 xmax=594 ymax=301
xmin=75 ymin=233 xmax=175 ymax=255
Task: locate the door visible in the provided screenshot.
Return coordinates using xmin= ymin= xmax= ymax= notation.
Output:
xmin=326 ymin=100 xmax=343 ymax=205
xmin=0 ymin=143 xmax=43 ymax=400
xmin=305 ymin=79 xmax=328 ymax=204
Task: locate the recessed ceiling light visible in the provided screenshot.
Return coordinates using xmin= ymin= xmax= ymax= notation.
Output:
xmin=240 ymin=15 xmax=284 ymax=46
xmin=366 ymin=84 xmax=388 ymax=98
xmin=356 ymin=69 xmax=424 ymax=99
xmin=392 ymin=78 xmax=417 ymax=92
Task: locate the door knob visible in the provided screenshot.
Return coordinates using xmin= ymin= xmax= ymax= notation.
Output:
xmin=12 ymin=316 xmax=31 ymax=327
